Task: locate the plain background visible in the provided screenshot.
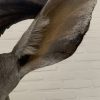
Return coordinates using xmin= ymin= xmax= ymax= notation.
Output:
xmin=0 ymin=1 xmax=100 ymax=100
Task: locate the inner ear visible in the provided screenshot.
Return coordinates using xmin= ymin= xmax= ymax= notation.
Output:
xmin=18 ymin=55 xmax=31 ymax=66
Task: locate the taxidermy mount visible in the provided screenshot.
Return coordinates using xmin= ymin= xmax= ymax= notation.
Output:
xmin=0 ymin=0 xmax=97 ymax=100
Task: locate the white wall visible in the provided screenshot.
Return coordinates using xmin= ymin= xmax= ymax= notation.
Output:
xmin=0 ymin=1 xmax=100 ymax=100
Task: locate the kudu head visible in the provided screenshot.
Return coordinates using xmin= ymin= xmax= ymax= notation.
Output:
xmin=0 ymin=0 xmax=97 ymax=100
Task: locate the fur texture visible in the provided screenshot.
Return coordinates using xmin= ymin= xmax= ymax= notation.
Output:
xmin=0 ymin=0 xmax=97 ymax=100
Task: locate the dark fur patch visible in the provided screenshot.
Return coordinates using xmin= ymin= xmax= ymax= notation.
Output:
xmin=18 ymin=55 xmax=30 ymax=67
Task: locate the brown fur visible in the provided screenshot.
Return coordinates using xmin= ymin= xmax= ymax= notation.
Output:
xmin=0 ymin=0 xmax=97 ymax=99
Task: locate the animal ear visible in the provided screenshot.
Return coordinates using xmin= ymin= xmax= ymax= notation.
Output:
xmin=12 ymin=15 xmax=50 ymax=66
xmin=0 ymin=0 xmax=47 ymax=36
xmin=12 ymin=0 xmax=97 ymax=75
